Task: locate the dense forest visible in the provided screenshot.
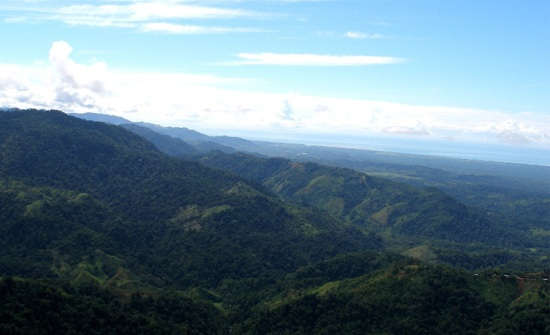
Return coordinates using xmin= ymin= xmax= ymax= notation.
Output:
xmin=1 ymin=109 xmax=550 ymax=334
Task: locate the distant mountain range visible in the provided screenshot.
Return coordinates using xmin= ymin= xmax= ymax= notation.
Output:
xmin=72 ymin=111 xmax=550 ymax=240
xmin=70 ymin=111 xmax=550 ymax=182
xmin=68 ymin=112 xmax=132 ymax=125
xmin=71 ymin=111 xmax=512 ymax=244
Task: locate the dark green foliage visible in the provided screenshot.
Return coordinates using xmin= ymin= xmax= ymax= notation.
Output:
xmin=488 ymin=302 xmax=550 ymax=335
xmin=244 ymin=265 xmax=494 ymax=335
xmin=2 ymin=109 xmax=550 ymax=333
xmin=69 ymin=112 xmax=131 ymax=125
xmin=121 ymin=123 xmax=199 ymax=158
xmin=119 ymin=116 xmax=550 ymax=239
xmin=134 ymin=122 xmax=235 ymax=153
xmin=0 ymin=110 xmax=380 ymax=289
xmin=199 ymin=152 xmax=506 ymax=244
xmin=0 ymin=180 xmax=117 ymax=278
xmin=134 ymin=122 xmax=211 ymax=142
xmin=0 ymin=278 xmax=226 ymax=335
xmin=227 ymin=139 xmax=550 ymax=190
xmin=246 ymin=141 xmax=550 ymax=244
xmin=287 ymin=251 xmax=405 ymax=286
xmin=0 ymin=110 xmax=229 ymax=222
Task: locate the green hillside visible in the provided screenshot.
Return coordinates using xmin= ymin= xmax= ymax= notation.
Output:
xmin=241 ymin=262 xmax=550 ymax=335
xmin=121 ymin=123 xmax=199 ymax=158
xmin=1 ymin=109 xmax=549 ymax=333
xmin=85 ymin=112 xmax=550 ymax=240
xmin=0 ymin=277 xmax=226 ymax=335
xmin=0 ymin=110 xmax=380 ymax=289
xmin=199 ymin=152 xmax=509 ymax=244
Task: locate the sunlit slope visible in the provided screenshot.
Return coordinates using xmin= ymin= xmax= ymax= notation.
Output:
xmin=242 ymin=260 xmax=550 ymax=335
xmin=200 ymin=152 xmax=506 ymax=243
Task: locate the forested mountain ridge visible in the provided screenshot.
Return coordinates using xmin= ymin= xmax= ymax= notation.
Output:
xmin=71 ymin=111 xmax=542 ymax=262
xmin=70 ymin=110 xmax=502 ymax=244
xmin=0 ymin=277 xmax=227 ymax=334
xmin=120 ymin=123 xmax=199 ymax=158
xmin=72 ymin=111 xmax=550 ymax=240
xmin=68 ymin=110 xmax=550 ymax=265
xmin=0 ymin=110 xmax=380 ymax=288
xmin=68 ymin=112 xmax=131 ymax=125
xmin=199 ymin=152 xmax=507 ymax=244
xmin=243 ymin=262 xmax=550 ymax=335
xmin=133 ymin=121 xmax=235 ymax=153
xmin=70 ymin=110 xmax=550 ymax=189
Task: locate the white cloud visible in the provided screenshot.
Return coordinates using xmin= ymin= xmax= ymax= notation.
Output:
xmin=0 ymin=40 xmax=251 ymax=120
xmin=2 ymin=1 xmax=265 ymax=33
xmin=229 ymin=53 xmax=404 ymax=66
xmin=141 ymin=22 xmax=267 ymax=34
xmin=57 ymin=3 xmax=256 ymax=21
xmin=2 ymin=41 xmax=550 ymax=148
xmin=345 ymin=31 xmax=384 ymax=39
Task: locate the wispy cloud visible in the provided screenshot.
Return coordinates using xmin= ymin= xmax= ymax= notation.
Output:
xmin=1 ymin=0 xmax=266 ymax=33
xmin=57 ymin=3 xmax=257 ymax=21
xmin=228 ymin=53 xmax=404 ymax=66
xmin=3 ymin=17 xmax=27 ymax=23
xmin=141 ymin=22 xmax=269 ymax=34
xmin=345 ymin=31 xmax=385 ymax=39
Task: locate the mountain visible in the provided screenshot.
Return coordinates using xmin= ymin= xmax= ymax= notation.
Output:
xmin=0 ymin=110 xmax=381 ymax=290
xmin=69 ymin=113 xmax=213 ymax=156
xmin=1 ymin=109 xmax=550 ymax=333
xmin=67 ymin=112 xmax=550 ymax=189
xmin=108 ymin=117 xmax=550 ymax=235
xmin=0 ymin=277 xmax=227 ymax=334
xmin=65 ymin=112 xmax=520 ymax=246
xmin=244 ymin=142 xmax=550 ymax=243
xmin=0 ymin=107 xmax=18 ymax=112
xmin=76 ymin=116 xmax=251 ymax=154
xmin=134 ymin=122 xmax=211 ymax=142
xmin=242 ymin=262 xmax=550 ymax=335
xmin=212 ymin=135 xmax=261 ymax=152
xmin=63 ymin=112 xmax=545 ymax=255
xmin=125 ymin=118 xmax=550 ymax=226
xmin=199 ymin=152 xmax=509 ymax=244
xmin=245 ymin=264 xmax=490 ymax=334
xmin=120 ymin=123 xmax=199 ymax=158
xmin=133 ymin=122 xmax=235 ymax=153
xmin=70 ymin=112 xmax=131 ymax=125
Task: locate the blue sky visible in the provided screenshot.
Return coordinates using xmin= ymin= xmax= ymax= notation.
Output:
xmin=1 ymin=0 xmax=550 ymax=163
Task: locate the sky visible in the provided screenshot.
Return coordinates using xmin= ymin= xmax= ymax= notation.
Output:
xmin=1 ymin=0 xmax=550 ymax=164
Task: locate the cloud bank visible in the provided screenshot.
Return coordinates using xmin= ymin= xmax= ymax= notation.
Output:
xmin=1 ymin=41 xmax=550 ymax=148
